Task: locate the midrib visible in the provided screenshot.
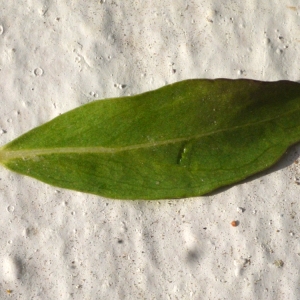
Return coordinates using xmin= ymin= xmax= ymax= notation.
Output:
xmin=0 ymin=136 xmax=189 ymax=161
xmin=0 ymin=108 xmax=295 ymax=162
xmin=0 ymin=137 xmax=193 ymax=161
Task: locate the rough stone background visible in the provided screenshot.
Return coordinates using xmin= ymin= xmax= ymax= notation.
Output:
xmin=0 ymin=1 xmax=300 ymax=299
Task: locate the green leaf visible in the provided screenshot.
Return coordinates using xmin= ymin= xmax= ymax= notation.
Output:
xmin=1 ymin=79 xmax=300 ymax=200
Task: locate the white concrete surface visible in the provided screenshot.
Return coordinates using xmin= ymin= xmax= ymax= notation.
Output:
xmin=0 ymin=1 xmax=300 ymax=299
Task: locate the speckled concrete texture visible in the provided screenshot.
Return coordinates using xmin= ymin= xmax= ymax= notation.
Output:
xmin=0 ymin=1 xmax=300 ymax=299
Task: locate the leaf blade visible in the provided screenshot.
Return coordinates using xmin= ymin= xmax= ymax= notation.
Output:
xmin=1 ymin=79 xmax=300 ymax=199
